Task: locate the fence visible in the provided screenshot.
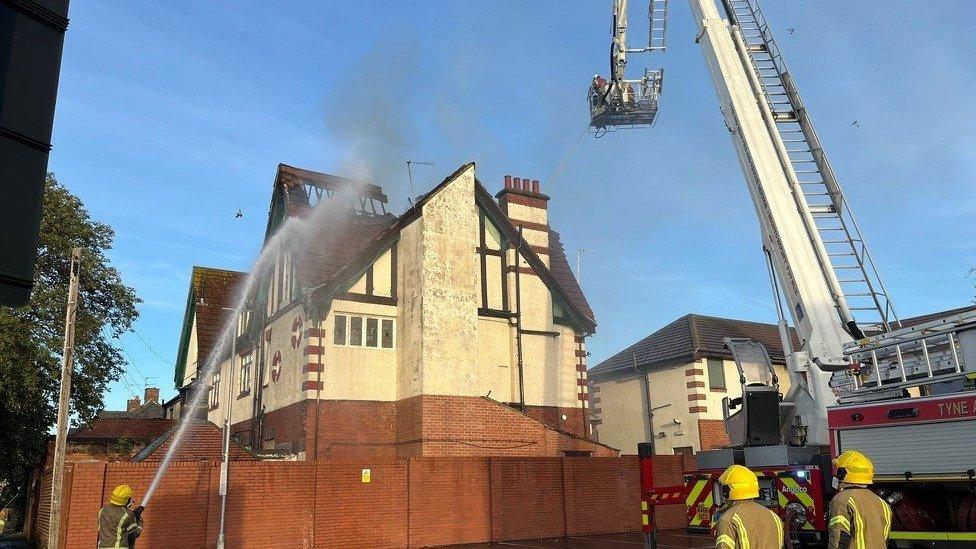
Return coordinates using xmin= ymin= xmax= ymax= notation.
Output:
xmin=32 ymin=456 xmax=688 ymax=548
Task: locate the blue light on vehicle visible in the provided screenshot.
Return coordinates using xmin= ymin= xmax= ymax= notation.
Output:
xmin=796 ymin=470 xmax=808 ymax=480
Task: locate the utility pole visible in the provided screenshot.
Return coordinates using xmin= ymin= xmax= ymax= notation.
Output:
xmin=49 ymin=248 xmax=81 ymax=549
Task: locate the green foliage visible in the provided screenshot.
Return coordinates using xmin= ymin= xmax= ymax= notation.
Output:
xmin=0 ymin=174 xmax=139 ymax=482
xmin=113 ymin=436 xmax=135 ymax=457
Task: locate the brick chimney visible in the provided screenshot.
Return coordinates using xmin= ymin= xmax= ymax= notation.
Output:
xmin=144 ymin=387 xmax=160 ymax=404
xmin=126 ymin=397 xmax=141 ymax=412
xmin=496 ymin=175 xmax=550 ymax=266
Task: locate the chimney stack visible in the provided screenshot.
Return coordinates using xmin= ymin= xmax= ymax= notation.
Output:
xmin=495 ymin=174 xmax=551 ymax=266
xmin=126 ymin=397 xmax=141 ymax=412
xmin=145 ymin=387 xmax=160 ymax=404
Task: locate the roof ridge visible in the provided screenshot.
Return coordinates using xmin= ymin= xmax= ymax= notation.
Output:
xmin=687 ymin=314 xmax=702 ymax=352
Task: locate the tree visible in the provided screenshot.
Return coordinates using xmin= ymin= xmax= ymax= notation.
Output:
xmin=0 ymin=174 xmax=139 ymax=482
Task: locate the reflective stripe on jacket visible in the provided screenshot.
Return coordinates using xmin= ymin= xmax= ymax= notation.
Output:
xmin=714 ymin=500 xmax=784 ymax=549
xmin=97 ymin=503 xmax=142 ymax=549
xmin=827 ymin=486 xmax=891 ymax=549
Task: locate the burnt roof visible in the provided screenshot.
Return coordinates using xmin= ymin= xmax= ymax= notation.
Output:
xmin=589 ymin=314 xmax=798 ymax=380
xmin=892 ymin=304 xmax=976 ymax=329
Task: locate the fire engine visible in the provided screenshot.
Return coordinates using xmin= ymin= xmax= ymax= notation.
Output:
xmin=586 ymin=0 xmax=976 ymax=546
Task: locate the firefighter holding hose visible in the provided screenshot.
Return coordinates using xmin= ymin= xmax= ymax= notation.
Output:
xmin=97 ymin=485 xmax=145 ymax=548
xmin=828 ymin=451 xmax=891 ymax=549
xmin=714 ymin=465 xmax=784 ymax=548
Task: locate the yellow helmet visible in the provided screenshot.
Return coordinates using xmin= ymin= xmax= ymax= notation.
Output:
xmin=719 ymin=465 xmax=759 ymax=501
xmin=109 ymin=485 xmax=133 ymax=506
xmin=834 ymin=450 xmax=874 ymax=485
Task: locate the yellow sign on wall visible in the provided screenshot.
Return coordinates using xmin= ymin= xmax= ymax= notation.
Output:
xmin=361 ymin=468 xmax=371 ymax=483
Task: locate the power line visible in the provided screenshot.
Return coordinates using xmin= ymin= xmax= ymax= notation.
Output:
xmin=115 ymin=336 xmax=148 ymax=385
xmin=131 ymin=328 xmax=173 ymax=366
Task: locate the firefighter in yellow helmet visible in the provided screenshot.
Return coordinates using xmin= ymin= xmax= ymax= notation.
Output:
xmin=828 ymin=450 xmax=891 ymax=549
xmin=714 ymin=465 xmax=784 ymax=549
xmin=97 ymin=485 xmax=145 ymax=549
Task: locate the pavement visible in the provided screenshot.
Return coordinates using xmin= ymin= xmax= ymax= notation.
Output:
xmin=454 ymin=530 xmax=713 ymax=548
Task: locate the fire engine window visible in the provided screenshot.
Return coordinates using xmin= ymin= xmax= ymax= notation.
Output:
xmin=365 ymin=318 xmax=379 ymax=347
xmin=333 ymin=315 xmax=347 ymax=345
xmin=350 ymin=316 xmax=363 ymax=346
xmin=707 ymin=358 xmax=726 ymax=390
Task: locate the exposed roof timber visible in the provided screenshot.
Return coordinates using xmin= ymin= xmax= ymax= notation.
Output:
xmin=278 ymin=163 xmax=388 ymax=204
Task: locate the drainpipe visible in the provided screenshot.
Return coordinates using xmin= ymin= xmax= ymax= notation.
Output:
xmin=633 ymin=352 xmax=655 ymax=454
xmin=514 ymin=227 xmax=527 ymax=412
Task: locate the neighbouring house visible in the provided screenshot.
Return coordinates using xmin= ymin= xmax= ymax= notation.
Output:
xmin=171 ymin=162 xmax=609 ymax=458
xmin=588 ymin=305 xmax=976 ymax=456
xmin=587 ymin=314 xmax=798 ymax=455
xmin=45 ymin=388 xmax=174 ymax=466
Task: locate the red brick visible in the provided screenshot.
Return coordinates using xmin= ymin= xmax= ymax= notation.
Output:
xmin=688 ymin=406 xmax=708 ymax=413
xmin=685 ymin=368 xmax=704 ymax=377
xmin=698 ymin=419 xmax=731 ymax=451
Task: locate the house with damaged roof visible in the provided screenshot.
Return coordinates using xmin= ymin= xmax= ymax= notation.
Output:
xmin=170 ymin=162 xmax=611 ymax=458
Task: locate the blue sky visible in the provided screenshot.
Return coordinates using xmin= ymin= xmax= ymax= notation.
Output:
xmin=49 ymin=1 xmax=976 ymax=410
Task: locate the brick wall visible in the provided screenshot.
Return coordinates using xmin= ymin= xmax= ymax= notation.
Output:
xmin=34 ymin=456 xmax=652 ymax=548
xmin=242 ymin=396 xmax=608 ymax=460
xmin=698 ymin=419 xmax=731 ymax=451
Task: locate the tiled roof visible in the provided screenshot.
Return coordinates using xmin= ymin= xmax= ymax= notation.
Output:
xmin=891 ymin=304 xmax=976 ymax=329
xmin=589 ymin=314 xmax=798 ymax=380
xmin=131 ymin=420 xmax=257 ymax=462
xmin=98 ymin=402 xmax=164 ymax=420
xmin=191 ymin=267 xmax=247 ymax=366
xmin=547 ymin=229 xmax=594 ymax=323
xmin=293 ymin=211 xmax=398 ymax=290
xmin=68 ymin=418 xmax=175 ymax=443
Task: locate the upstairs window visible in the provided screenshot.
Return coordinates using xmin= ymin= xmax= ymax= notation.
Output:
xmin=239 ymin=353 xmax=253 ymax=395
xmin=210 ymin=371 xmax=221 ymax=408
xmin=707 ymin=358 xmax=726 ymax=390
xmin=333 ymin=314 xmax=395 ymax=349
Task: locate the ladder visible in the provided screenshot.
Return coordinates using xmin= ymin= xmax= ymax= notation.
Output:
xmin=720 ymin=0 xmax=899 ymax=334
xmin=648 ymin=0 xmax=670 ymax=51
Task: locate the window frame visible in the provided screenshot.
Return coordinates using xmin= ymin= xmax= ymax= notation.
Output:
xmin=332 ymin=313 xmax=396 ymax=350
xmin=210 ymin=370 xmax=221 ymax=409
xmin=707 ymin=358 xmax=727 ymax=390
xmin=239 ymin=353 xmax=253 ymax=396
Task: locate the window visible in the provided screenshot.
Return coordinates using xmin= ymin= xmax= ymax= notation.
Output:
xmin=210 ymin=371 xmax=221 ymax=408
xmin=381 ymin=319 xmax=394 ymax=349
xmin=334 ymin=315 xmax=347 ymax=345
xmin=673 ymin=446 xmax=694 ymax=456
xmin=707 ymin=358 xmax=726 ymax=390
xmin=239 ymin=353 xmax=253 ymax=395
xmin=333 ymin=314 xmax=395 ymax=349
xmin=350 ymin=316 xmax=363 ymax=346
xmin=366 ymin=318 xmax=379 ymax=347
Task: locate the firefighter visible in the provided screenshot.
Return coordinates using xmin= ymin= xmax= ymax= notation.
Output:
xmin=97 ymin=485 xmax=144 ymax=549
xmin=828 ymin=450 xmax=891 ymax=549
xmin=714 ymin=465 xmax=784 ymax=549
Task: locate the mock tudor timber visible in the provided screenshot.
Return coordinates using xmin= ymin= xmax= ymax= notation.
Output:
xmin=169 ymin=163 xmax=611 ymax=459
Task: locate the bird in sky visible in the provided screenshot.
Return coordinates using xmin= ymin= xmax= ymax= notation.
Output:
xmin=787 ymin=27 xmax=795 ymax=35
xmin=235 ymin=209 xmax=243 ymax=218
xmin=851 ymin=120 xmax=860 ymax=128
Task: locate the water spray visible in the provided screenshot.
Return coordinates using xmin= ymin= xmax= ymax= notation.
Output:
xmin=141 ymin=185 xmax=366 ymax=507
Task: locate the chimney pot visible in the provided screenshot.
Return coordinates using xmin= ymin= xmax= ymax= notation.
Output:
xmin=145 ymin=387 xmax=160 ymax=404
xmin=532 ymin=180 xmax=540 ymax=193
xmin=126 ymin=397 xmax=141 ymax=412
xmin=504 ymin=175 xmax=512 ymax=189
xmin=512 ymin=177 xmax=521 ymax=190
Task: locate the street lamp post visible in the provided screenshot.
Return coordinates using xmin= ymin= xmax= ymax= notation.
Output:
xmin=216 ymin=306 xmax=239 ymax=549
